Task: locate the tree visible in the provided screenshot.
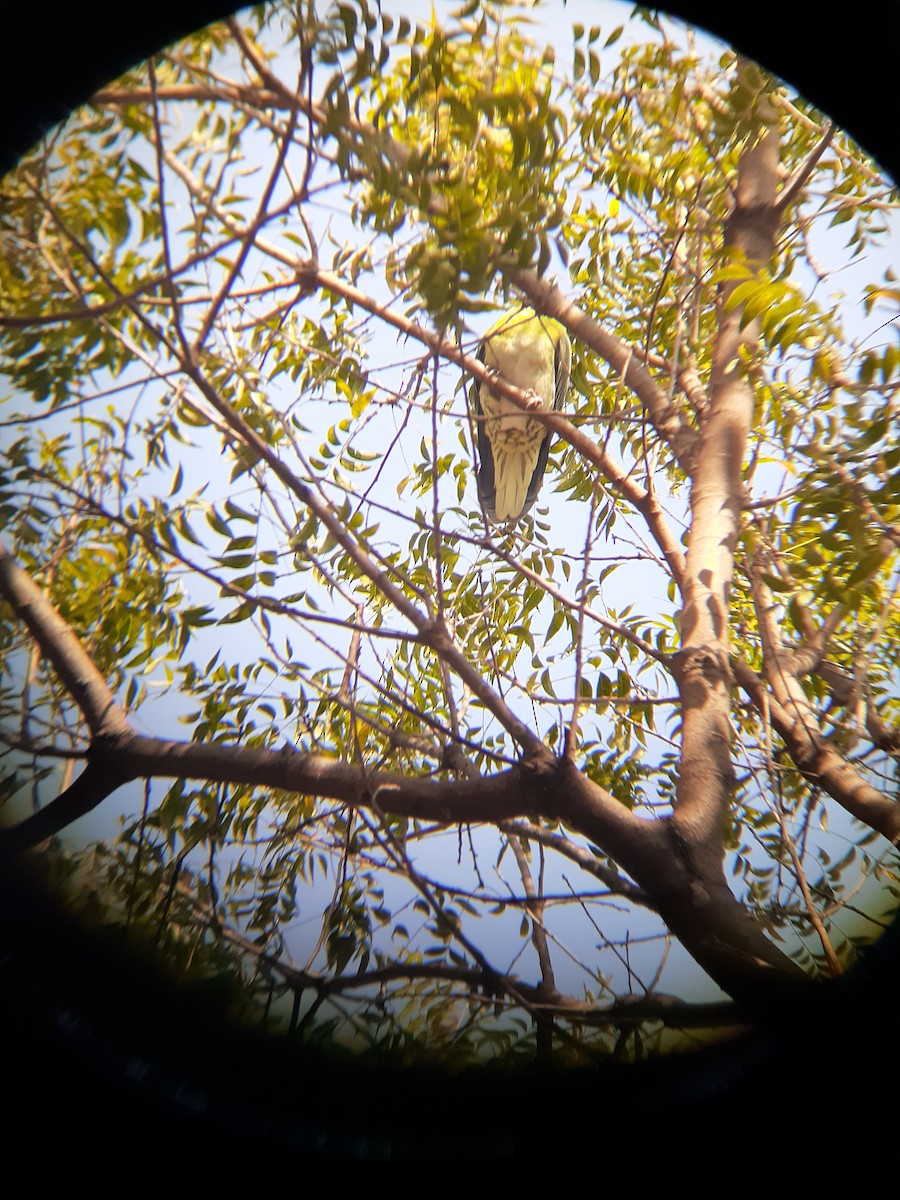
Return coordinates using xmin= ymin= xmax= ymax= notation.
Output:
xmin=1 ymin=0 xmax=898 ymax=1073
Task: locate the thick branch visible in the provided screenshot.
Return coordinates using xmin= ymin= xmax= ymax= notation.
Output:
xmin=0 ymin=732 xmax=553 ymax=853
xmin=0 ymin=543 xmax=130 ymax=739
xmin=550 ymin=759 xmax=810 ymax=1000
xmin=675 ymin=101 xmax=782 ymax=858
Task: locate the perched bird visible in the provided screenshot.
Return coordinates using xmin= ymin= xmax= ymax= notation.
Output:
xmin=470 ymin=307 xmax=571 ymax=524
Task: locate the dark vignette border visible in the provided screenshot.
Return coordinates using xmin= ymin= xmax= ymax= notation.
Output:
xmin=1 ymin=0 xmax=897 ymax=1172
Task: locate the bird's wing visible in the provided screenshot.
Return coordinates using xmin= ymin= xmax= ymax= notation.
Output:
xmin=553 ymin=330 xmax=571 ymax=412
xmin=522 ymin=430 xmax=553 ymax=516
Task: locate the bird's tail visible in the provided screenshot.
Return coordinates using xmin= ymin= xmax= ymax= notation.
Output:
xmin=491 ymin=442 xmax=543 ymax=522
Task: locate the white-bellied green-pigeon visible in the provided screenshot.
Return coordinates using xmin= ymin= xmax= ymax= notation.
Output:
xmin=471 ymin=307 xmax=571 ymax=524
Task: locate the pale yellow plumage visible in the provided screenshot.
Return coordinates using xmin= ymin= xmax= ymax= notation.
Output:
xmin=471 ymin=308 xmax=571 ymax=523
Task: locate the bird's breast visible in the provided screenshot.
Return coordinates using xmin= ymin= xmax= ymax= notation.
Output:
xmin=480 ymin=338 xmax=555 ymax=445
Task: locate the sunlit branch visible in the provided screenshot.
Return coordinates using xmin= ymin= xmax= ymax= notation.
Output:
xmin=773 ymin=93 xmax=885 ymax=185
xmin=778 ymin=121 xmax=835 ymax=212
xmin=0 ymin=543 xmax=130 ymax=740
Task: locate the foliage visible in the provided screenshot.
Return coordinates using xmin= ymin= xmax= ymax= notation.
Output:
xmin=1 ymin=0 xmax=898 ymax=1066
